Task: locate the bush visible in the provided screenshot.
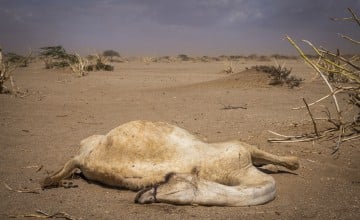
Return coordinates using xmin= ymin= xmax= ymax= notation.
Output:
xmin=253 ymin=65 xmax=303 ymax=88
xmin=85 ymin=54 xmax=114 ymax=71
xmin=85 ymin=63 xmax=114 ymax=71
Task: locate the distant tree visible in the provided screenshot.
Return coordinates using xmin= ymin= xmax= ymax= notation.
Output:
xmin=5 ymin=52 xmax=29 ymax=67
xmin=39 ymin=46 xmax=68 ymax=59
xmin=39 ymin=46 xmax=70 ymax=69
xmin=177 ymin=54 xmax=190 ymax=61
xmin=103 ymin=50 xmax=120 ymax=62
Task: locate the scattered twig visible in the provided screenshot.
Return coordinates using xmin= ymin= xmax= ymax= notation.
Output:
xmin=220 ymin=103 xmax=247 ymax=110
xmin=77 ymin=121 xmax=103 ymax=125
xmin=332 ymin=125 xmax=345 ymax=154
xmin=22 ymin=165 xmax=43 ymax=172
xmin=36 ymin=165 xmax=44 ymax=172
xmin=268 ymin=136 xmax=323 ymax=143
xmin=4 ymin=182 xmax=40 ymax=194
xmin=268 ymin=127 xmax=338 ymax=143
xmin=8 ymin=209 xmax=77 ymax=220
xmin=303 ymin=98 xmax=319 ymax=136
xmin=267 ymin=130 xmax=303 ymax=138
xmin=342 ymin=134 xmax=360 ymax=142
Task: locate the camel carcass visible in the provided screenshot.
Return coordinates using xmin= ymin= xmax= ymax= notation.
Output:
xmin=42 ymin=120 xmax=299 ymax=206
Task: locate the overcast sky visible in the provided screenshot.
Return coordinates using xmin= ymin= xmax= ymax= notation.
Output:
xmin=0 ymin=0 xmax=359 ymax=55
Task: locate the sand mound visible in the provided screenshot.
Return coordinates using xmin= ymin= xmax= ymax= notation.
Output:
xmin=189 ymin=68 xmax=273 ymax=89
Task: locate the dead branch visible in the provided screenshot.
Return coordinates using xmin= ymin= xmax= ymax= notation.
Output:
xmin=4 ymin=182 xmax=40 ymax=194
xmin=287 ymin=36 xmax=342 ymax=119
xmin=338 ymin=33 xmax=360 ymax=45
xmin=303 ymin=98 xmax=319 ymax=136
xmin=292 ymin=88 xmax=344 ymax=110
xmin=342 ymin=134 xmax=360 ymax=142
xmin=331 ymin=8 xmax=360 ymax=26
xmin=348 ymin=7 xmax=360 ymax=26
xmin=303 ymin=40 xmax=359 ymax=83
xmin=318 ymin=48 xmax=360 ymax=70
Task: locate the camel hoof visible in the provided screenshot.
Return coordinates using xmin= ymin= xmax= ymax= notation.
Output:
xmin=40 ymin=177 xmax=59 ymax=189
xmin=134 ymin=187 xmax=156 ymax=204
xmin=286 ymin=156 xmax=300 ymax=170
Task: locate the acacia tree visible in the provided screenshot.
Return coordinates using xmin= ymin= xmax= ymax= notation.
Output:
xmin=103 ymin=50 xmax=120 ymax=62
xmin=39 ymin=46 xmax=70 ymax=69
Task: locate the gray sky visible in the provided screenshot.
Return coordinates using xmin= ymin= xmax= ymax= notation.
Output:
xmin=0 ymin=0 xmax=359 ymax=55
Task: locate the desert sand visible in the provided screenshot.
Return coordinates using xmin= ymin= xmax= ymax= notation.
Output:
xmin=0 ymin=59 xmax=359 ymax=219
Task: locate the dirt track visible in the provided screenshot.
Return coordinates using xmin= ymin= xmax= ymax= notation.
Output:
xmin=1 ymin=60 xmax=359 ymax=219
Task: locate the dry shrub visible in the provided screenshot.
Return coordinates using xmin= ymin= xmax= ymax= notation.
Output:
xmin=253 ymin=65 xmax=303 ymax=88
xmin=68 ymin=54 xmax=89 ymax=77
xmin=142 ymin=57 xmax=153 ymax=65
xmin=86 ymin=54 xmax=114 ymax=71
xmin=0 ymin=48 xmax=32 ymax=95
xmin=222 ymin=60 xmax=236 ymax=74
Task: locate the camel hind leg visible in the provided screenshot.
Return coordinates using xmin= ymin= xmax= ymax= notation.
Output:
xmin=41 ymin=157 xmax=80 ymax=189
xmin=241 ymin=142 xmax=299 ymax=170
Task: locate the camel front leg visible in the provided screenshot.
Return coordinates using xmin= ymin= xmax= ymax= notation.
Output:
xmin=135 ymin=170 xmax=276 ymax=206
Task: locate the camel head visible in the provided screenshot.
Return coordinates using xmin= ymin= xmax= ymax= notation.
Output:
xmin=135 ymin=172 xmax=199 ymax=205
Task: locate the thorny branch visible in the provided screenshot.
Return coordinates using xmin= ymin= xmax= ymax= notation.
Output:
xmin=270 ymin=9 xmax=359 ymax=154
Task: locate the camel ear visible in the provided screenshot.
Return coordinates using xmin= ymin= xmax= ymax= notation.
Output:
xmin=191 ymin=166 xmax=200 ymax=177
xmin=164 ymin=172 xmax=176 ymax=182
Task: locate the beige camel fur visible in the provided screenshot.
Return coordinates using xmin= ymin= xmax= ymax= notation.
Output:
xmin=42 ymin=120 xmax=299 ymax=206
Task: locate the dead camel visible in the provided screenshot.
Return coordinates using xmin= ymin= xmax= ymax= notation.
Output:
xmin=42 ymin=120 xmax=299 ymax=206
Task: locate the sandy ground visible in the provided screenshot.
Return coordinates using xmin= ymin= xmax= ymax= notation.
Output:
xmin=0 ymin=59 xmax=359 ymax=219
